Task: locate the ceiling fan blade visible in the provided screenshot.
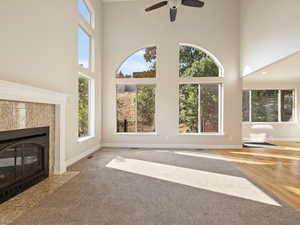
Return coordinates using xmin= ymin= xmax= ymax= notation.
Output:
xmin=170 ymin=8 xmax=177 ymax=22
xmin=182 ymin=0 xmax=204 ymax=8
xmin=145 ymin=1 xmax=168 ymax=12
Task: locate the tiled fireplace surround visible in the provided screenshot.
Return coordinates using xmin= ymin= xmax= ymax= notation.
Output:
xmin=0 ymin=101 xmax=56 ymax=174
xmin=0 ymin=80 xmax=69 ymax=175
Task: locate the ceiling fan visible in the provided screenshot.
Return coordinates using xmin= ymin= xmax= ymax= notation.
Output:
xmin=145 ymin=0 xmax=205 ymax=22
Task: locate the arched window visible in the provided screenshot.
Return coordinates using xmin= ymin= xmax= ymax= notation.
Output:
xmin=116 ymin=47 xmax=157 ymax=78
xmin=115 ymin=47 xmax=157 ymax=134
xmin=179 ymin=45 xmax=223 ymax=77
xmin=179 ymin=44 xmax=223 ymax=134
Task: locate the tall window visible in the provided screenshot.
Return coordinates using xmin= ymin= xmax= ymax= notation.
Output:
xmin=179 ymin=44 xmax=223 ymax=134
xmin=243 ymin=89 xmax=295 ymax=123
xmin=78 ymin=0 xmax=95 ymax=140
xmin=116 ymin=47 xmax=157 ymax=133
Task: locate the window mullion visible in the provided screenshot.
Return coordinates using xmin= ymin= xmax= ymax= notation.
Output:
xmin=249 ymin=90 xmax=252 ymax=122
xmin=88 ymin=78 xmax=95 ymax=137
xmin=88 ymin=79 xmax=91 ymax=135
xmin=278 ymin=90 xmax=281 ymax=122
xmin=198 ymin=84 xmax=201 ymax=133
xmin=218 ymin=84 xmax=222 ymax=133
xmin=136 ymin=85 xmax=138 ymax=132
xmin=89 ymin=36 xmax=93 ymax=73
xmin=293 ymin=89 xmax=296 ymax=121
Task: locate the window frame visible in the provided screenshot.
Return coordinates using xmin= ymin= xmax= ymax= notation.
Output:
xmin=78 ymin=0 xmax=95 ymax=75
xmin=243 ymin=88 xmax=297 ymax=124
xmin=78 ymin=26 xmax=92 ymax=71
xmin=78 ymin=74 xmax=95 ymax=142
xmin=178 ymin=81 xmax=224 ymax=135
xmin=114 ymin=46 xmax=158 ymax=136
xmin=114 ymin=82 xmax=158 ymax=135
xmin=179 ymin=43 xmax=224 ymax=78
xmin=178 ymin=44 xmax=224 ymax=136
xmin=115 ymin=46 xmax=158 ymax=80
xmin=77 ymin=0 xmax=96 ymax=142
xmin=78 ymin=0 xmax=95 ymax=29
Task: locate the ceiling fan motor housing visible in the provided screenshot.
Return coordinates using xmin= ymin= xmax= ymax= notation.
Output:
xmin=168 ymin=0 xmax=180 ymax=8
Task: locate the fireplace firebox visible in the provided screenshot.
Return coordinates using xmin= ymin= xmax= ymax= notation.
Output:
xmin=0 ymin=127 xmax=49 ymax=204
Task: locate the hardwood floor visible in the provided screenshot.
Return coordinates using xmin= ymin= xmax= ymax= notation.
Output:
xmin=216 ymin=142 xmax=300 ymax=212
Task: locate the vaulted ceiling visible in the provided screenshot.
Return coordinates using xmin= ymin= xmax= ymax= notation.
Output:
xmin=243 ymin=51 xmax=300 ymax=83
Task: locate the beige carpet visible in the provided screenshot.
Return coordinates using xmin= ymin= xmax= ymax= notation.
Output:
xmin=7 ymin=148 xmax=300 ymax=225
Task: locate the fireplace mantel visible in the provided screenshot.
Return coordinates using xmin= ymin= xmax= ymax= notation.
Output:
xmin=0 ymin=80 xmax=69 ymax=174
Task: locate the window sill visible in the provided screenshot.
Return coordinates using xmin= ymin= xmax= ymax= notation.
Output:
xmin=115 ymin=132 xmax=158 ymax=136
xmin=77 ymin=135 xmax=95 ymax=143
xmin=178 ymin=132 xmax=225 ymax=136
xmin=242 ymin=122 xmax=297 ymax=125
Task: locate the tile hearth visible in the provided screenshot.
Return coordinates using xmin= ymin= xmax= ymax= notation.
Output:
xmin=0 ymin=171 xmax=79 ymax=225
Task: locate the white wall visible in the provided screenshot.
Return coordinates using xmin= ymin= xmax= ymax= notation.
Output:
xmin=241 ymin=0 xmax=300 ymax=75
xmin=242 ymin=82 xmax=300 ymax=141
xmin=0 ymin=0 xmax=102 ymax=161
xmin=102 ymin=0 xmax=242 ymax=148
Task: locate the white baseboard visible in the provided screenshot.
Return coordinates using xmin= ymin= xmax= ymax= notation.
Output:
xmin=243 ymin=137 xmax=300 ymax=142
xmin=66 ymin=144 xmax=101 ymax=167
xmin=101 ymin=143 xmax=242 ymax=150
xmin=268 ymin=138 xmax=300 ymax=142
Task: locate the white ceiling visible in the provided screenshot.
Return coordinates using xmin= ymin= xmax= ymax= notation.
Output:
xmin=243 ymin=50 xmax=300 ymax=83
xmin=102 ymin=0 xmax=300 ymax=85
xmin=102 ymin=0 xmax=136 ymax=2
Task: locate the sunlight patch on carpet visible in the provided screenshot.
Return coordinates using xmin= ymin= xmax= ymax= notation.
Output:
xmin=106 ymin=157 xmax=280 ymax=206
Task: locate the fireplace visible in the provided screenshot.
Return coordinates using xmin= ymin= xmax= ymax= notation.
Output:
xmin=0 ymin=127 xmax=49 ymax=204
